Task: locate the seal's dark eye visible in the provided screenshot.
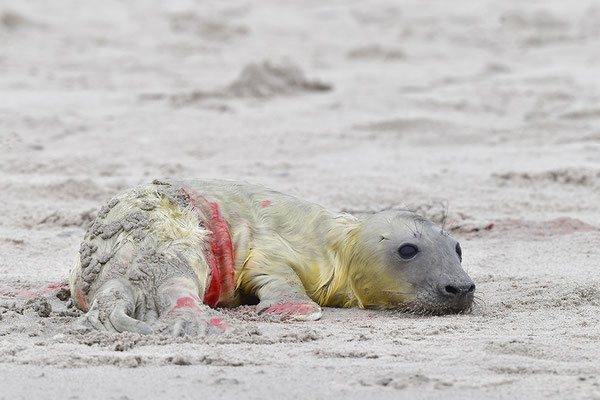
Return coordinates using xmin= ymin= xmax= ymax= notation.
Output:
xmin=399 ymin=244 xmax=418 ymax=259
xmin=456 ymin=242 xmax=462 ymax=261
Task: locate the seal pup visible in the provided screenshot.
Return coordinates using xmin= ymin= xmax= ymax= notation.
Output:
xmin=70 ymin=179 xmax=475 ymax=336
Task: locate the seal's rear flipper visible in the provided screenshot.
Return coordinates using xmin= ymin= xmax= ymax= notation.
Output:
xmin=76 ymin=279 xmax=152 ymax=335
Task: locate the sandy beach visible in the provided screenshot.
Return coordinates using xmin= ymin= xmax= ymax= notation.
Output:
xmin=1 ymin=1 xmax=600 ymax=398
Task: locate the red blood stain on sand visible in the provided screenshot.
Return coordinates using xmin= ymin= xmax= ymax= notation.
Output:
xmin=496 ymin=217 xmax=599 ymax=236
xmin=0 ymin=281 xmax=68 ymax=300
xmin=263 ymin=302 xmax=314 ymax=316
xmin=261 ymin=200 xmax=271 ymax=208
xmin=14 ymin=282 xmax=66 ymax=298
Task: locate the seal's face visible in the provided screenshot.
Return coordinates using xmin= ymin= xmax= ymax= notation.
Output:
xmin=350 ymin=211 xmax=475 ymax=314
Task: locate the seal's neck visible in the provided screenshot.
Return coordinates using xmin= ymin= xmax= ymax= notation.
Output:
xmin=309 ymin=214 xmax=364 ymax=308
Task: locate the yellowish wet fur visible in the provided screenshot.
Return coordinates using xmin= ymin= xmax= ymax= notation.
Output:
xmin=168 ymin=179 xmax=413 ymax=310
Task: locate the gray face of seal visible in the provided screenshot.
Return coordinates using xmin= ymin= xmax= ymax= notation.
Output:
xmin=350 ymin=211 xmax=475 ymax=314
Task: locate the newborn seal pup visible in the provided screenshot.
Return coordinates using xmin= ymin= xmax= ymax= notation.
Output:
xmin=70 ymin=179 xmax=475 ymax=336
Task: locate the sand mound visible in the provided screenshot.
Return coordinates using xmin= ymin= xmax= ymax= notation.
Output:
xmin=225 ymin=61 xmax=332 ymax=98
xmin=170 ymin=61 xmax=332 ymax=106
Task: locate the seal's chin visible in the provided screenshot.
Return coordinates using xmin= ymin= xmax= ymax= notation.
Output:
xmin=363 ymin=286 xmax=475 ymax=315
xmin=396 ymin=301 xmax=473 ymax=316
xmin=369 ymin=297 xmax=474 ymax=315
xmin=394 ymin=293 xmax=475 ymax=315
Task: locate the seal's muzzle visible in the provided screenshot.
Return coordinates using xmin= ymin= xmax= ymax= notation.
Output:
xmin=437 ymin=279 xmax=475 ymax=311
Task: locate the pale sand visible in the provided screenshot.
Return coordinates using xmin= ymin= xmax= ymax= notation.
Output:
xmin=1 ymin=0 xmax=600 ymax=399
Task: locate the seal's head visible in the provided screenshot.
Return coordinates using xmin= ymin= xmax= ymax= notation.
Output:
xmin=348 ymin=210 xmax=475 ymax=314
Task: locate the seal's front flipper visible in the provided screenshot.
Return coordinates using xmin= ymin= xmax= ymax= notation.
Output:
xmin=257 ymin=299 xmax=322 ymax=321
xmin=77 ymin=279 xmax=152 ymax=335
xmin=252 ymin=271 xmax=323 ymax=321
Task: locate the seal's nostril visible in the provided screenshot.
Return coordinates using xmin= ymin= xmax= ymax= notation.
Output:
xmin=467 ymin=284 xmax=476 ymax=293
xmin=444 ymin=285 xmax=458 ymax=295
